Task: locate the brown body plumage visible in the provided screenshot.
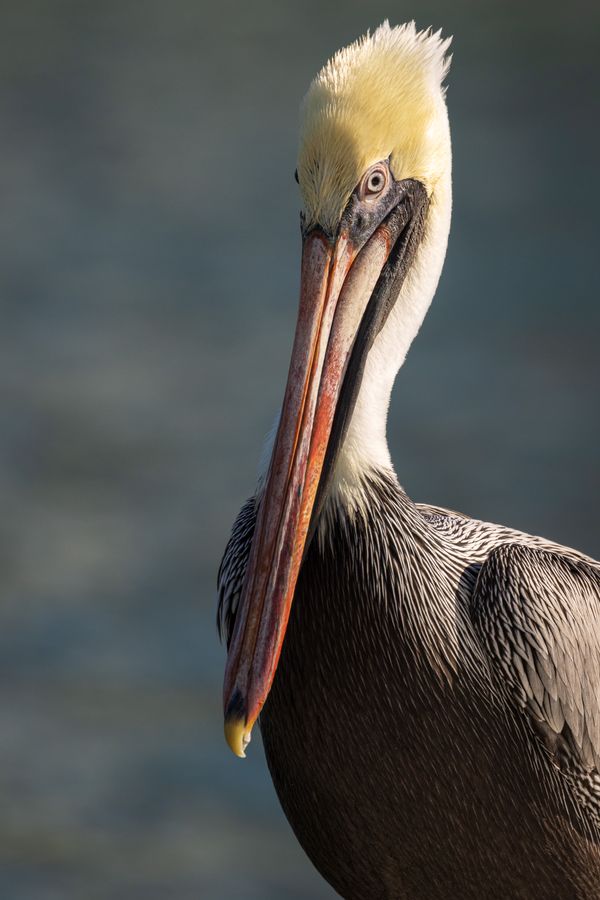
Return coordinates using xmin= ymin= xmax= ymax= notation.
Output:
xmin=220 ymin=476 xmax=600 ymax=898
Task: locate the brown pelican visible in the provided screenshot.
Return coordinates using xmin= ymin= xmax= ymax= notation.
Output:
xmin=218 ymin=22 xmax=600 ymax=899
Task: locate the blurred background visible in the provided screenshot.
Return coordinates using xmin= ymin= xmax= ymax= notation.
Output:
xmin=0 ymin=1 xmax=599 ymax=897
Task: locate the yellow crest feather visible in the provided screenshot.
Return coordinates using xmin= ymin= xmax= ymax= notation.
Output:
xmin=298 ymin=21 xmax=452 ymax=231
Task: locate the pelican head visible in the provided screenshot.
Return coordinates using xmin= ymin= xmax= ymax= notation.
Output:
xmin=224 ymin=22 xmax=453 ymax=757
xmin=298 ymin=20 xmax=451 ymax=233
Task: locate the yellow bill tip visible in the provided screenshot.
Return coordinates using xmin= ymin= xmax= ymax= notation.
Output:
xmin=224 ymin=716 xmax=252 ymax=759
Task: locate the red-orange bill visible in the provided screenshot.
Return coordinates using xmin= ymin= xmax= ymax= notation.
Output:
xmin=223 ymin=220 xmax=395 ymax=757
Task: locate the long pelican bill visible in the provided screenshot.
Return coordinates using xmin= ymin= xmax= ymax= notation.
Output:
xmin=223 ymin=180 xmax=428 ymax=756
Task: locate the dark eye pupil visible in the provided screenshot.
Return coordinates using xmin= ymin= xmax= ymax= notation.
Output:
xmin=369 ymin=174 xmax=382 ymax=190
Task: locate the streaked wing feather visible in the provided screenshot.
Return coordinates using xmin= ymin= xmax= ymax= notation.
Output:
xmin=471 ymin=543 xmax=600 ymax=819
xmin=217 ymin=496 xmax=256 ymax=647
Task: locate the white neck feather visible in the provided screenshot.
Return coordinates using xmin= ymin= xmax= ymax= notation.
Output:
xmin=257 ymin=172 xmax=452 ymax=511
xmin=331 ymin=170 xmax=452 ymax=499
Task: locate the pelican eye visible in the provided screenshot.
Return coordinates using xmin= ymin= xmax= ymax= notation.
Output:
xmin=367 ymin=172 xmax=384 ymax=192
xmin=360 ymin=165 xmax=389 ymax=199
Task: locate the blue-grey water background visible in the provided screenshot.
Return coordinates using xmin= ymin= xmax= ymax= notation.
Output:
xmin=1 ymin=2 xmax=599 ymax=898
